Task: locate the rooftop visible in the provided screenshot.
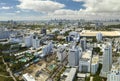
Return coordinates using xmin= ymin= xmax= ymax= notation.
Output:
xmin=82 ymin=50 xmax=92 ymax=59
xmin=112 ymin=63 xmax=120 ymax=71
xmin=65 ymin=68 xmax=77 ymax=81
xmin=23 ymin=73 xmax=35 ymax=81
xmin=92 ymin=55 xmax=99 ymax=64
xmin=80 ymin=30 xmax=120 ymax=37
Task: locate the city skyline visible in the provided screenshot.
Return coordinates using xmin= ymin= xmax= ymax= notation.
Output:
xmin=0 ymin=0 xmax=120 ymax=21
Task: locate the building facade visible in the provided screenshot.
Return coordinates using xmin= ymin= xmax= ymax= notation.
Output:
xmin=96 ymin=32 xmax=102 ymax=42
xmin=101 ymin=43 xmax=112 ymax=77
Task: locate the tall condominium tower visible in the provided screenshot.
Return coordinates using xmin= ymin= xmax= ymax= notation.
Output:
xmin=68 ymin=46 xmax=82 ymax=67
xmin=101 ymin=43 xmax=112 ymax=77
xmin=80 ymin=37 xmax=87 ymax=52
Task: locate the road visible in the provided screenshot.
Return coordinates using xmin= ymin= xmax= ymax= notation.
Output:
xmin=0 ymin=74 xmax=12 ymax=78
xmin=90 ymin=76 xmax=93 ymax=81
xmin=1 ymin=56 xmax=17 ymax=81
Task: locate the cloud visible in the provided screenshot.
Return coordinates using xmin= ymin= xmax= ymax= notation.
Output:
xmin=17 ymin=0 xmax=65 ymax=13
xmin=52 ymin=9 xmax=78 ymax=15
xmin=16 ymin=11 xmax=21 ymax=13
xmin=73 ymin=0 xmax=120 ymax=13
xmin=48 ymin=8 xmax=120 ymax=20
xmin=1 ymin=0 xmax=120 ymax=20
xmin=0 ymin=6 xmax=13 ymax=10
xmin=50 ymin=0 xmax=120 ymax=20
xmin=73 ymin=0 xmax=83 ymax=2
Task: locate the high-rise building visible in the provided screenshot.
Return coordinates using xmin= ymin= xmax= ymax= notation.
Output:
xmin=57 ymin=46 xmax=67 ymax=62
xmin=42 ymin=42 xmax=53 ymax=55
xmin=68 ymin=46 xmax=82 ymax=67
xmin=96 ymin=32 xmax=102 ymax=42
xmin=79 ymin=50 xmax=92 ymax=73
xmin=101 ymin=43 xmax=112 ymax=77
xmin=32 ymin=35 xmax=40 ymax=49
xmin=24 ymin=34 xmax=33 ymax=47
xmin=69 ymin=31 xmax=80 ymax=42
xmin=41 ymin=28 xmax=46 ymax=35
xmin=80 ymin=38 xmax=87 ymax=51
xmin=91 ymin=55 xmax=99 ymax=74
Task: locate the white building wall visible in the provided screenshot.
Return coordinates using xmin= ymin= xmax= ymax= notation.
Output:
xmin=79 ymin=61 xmax=90 ymax=73
xmin=24 ymin=35 xmax=32 ymax=47
xmin=57 ymin=47 xmax=67 ymax=62
xmin=32 ymin=37 xmax=40 ymax=49
xmin=107 ymin=72 xmax=120 ymax=81
xmin=68 ymin=47 xmax=80 ymax=67
xmin=96 ymin=33 xmax=102 ymax=42
xmin=91 ymin=63 xmax=98 ymax=74
xmin=101 ymin=43 xmax=112 ymax=77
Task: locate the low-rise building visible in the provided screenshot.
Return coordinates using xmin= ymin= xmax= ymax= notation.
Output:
xmin=65 ymin=68 xmax=77 ymax=81
xmin=22 ymin=73 xmax=35 ymax=81
xmin=107 ymin=64 xmax=120 ymax=81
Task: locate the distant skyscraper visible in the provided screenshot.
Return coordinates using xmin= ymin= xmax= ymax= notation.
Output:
xmin=96 ymin=32 xmax=102 ymax=42
xmin=80 ymin=38 xmax=87 ymax=51
xmin=41 ymin=28 xmax=46 ymax=35
xmin=69 ymin=31 xmax=80 ymax=42
xmin=101 ymin=43 xmax=112 ymax=77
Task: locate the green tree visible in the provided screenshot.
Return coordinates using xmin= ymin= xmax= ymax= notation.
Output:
xmin=93 ymin=47 xmax=101 ymax=53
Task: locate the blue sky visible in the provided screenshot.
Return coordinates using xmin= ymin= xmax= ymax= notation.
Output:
xmin=0 ymin=0 xmax=120 ymax=20
xmin=0 ymin=0 xmax=85 ymax=20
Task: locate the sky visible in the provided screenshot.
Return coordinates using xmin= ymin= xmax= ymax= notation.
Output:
xmin=0 ymin=0 xmax=120 ymax=21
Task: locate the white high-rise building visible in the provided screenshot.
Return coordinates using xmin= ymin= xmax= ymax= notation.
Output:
xmin=68 ymin=46 xmax=82 ymax=67
xmin=42 ymin=42 xmax=53 ymax=55
xmin=24 ymin=34 xmax=33 ymax=47
xmin=96 ymin=32 xmax=102 ymax=42
xmin=101 ymin=43 xmax=112 ymax=77
xmin=107 ymin=64 xmax=120 ymax=81
xmin=69 ymin=31 xmax=80 ymax=42
xmin=91 ymin=55 xmax=99 ymax=74
xmin=57 ymin=46 xmax=67 ymax=62
xmin=32 ymin=35 xmax=40 ymax=49
xmin=79 ymin=50 xmax=92 ymax=73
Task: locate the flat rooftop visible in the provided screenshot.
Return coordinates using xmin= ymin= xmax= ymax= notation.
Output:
xmin=23 ymin=73 xmax=35 ymax=81
xmin=92 ymin=55 xmax=99 ymax=64
xmin=82 ymin=50 xmax=92 ymax=59
xmin=80 ymin=30 xmax=120 ymax=37
xmin=112 ymin=63 xmax=120 ymax=71
xmin=65 ymin=68 xmax=77 ymax=81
